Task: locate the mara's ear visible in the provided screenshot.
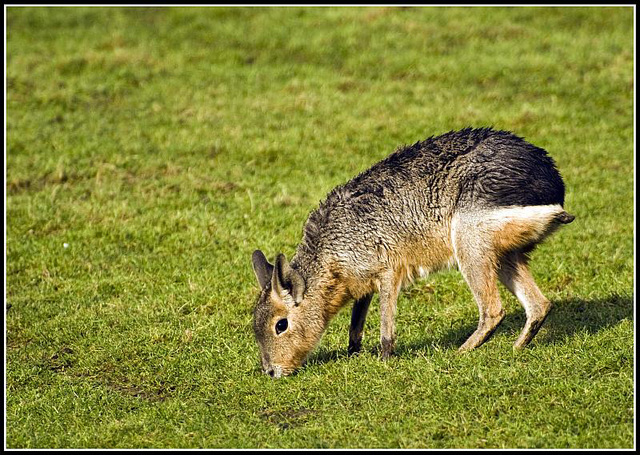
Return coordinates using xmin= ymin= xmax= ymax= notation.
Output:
xmin=252 ymin=250 xmax=274 ymax=289
xmin=272 ymin=253 xmax=306 ymax=304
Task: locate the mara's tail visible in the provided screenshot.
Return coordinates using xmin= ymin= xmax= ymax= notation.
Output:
xmin=555 ymin=211 xmax=575 ymax=224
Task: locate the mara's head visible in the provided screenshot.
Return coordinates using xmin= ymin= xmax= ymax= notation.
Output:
xmin=251 ymin=250 xmax=325 ymax=378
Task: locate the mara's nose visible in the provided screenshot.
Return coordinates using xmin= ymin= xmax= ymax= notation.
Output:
xmin=263 ymin=364 xmax=282 ymax=378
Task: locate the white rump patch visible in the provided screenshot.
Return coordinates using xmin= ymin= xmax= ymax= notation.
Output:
xmin=451 ymin=204 xmax=566 ymax=260
xmin=482 ymin=204 xmax=565 ymax=224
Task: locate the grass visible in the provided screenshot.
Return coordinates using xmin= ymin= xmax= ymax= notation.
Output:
xmin=5 ymin=6 xmax=635 ymax=449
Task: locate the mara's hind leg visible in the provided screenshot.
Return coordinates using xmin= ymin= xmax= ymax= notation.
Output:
xmin=456 ymin=261 xmax=506 ymax=352
xmin=498 ymin=251 xmax=552 ymax=349
xmin=453 ymin=224 xmax=506 ymax=352
xmin=348 ymin=293 xmax=373 ymax=355
xmin=454 ymin=204 xmax=572 ymax=351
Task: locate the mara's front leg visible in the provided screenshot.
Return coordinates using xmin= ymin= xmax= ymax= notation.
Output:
xmin=348 ymin=293 xmax=373 ymax=355
xmin=379 ymin=272 xmax=402 ymax=360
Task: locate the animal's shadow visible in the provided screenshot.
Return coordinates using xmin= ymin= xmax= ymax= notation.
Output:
xmin=306 ymin=293 xmax=633 ymax=366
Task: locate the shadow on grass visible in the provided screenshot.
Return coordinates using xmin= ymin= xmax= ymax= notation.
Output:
xmin=306 ymin=293 xmax=634 ymax=366
xmin=400 ymin=293 xmax=634 ymax=356
xmin=538 ymin=293 xmax=633 ymax=343
xmin=400 ymin=292 xmax=634 ymax=356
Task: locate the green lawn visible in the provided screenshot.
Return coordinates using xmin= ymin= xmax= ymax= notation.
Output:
xmin=5 ymin=6 xmax=634 ymax=448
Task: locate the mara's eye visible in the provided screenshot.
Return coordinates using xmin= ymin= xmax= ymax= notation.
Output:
xmin=275 ymin=318 xmax=288 ymax=335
